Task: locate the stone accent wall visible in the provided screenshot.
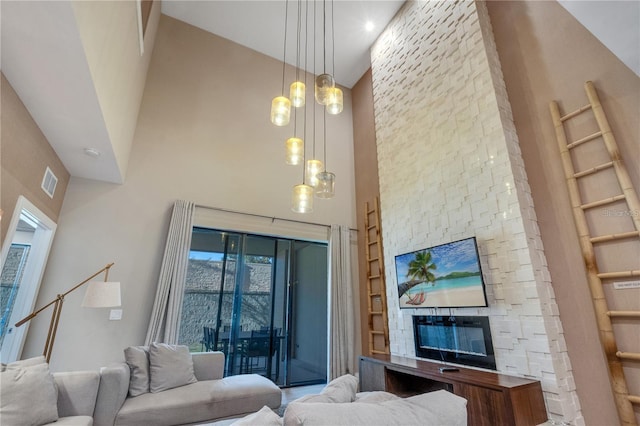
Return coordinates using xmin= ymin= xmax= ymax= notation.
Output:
xmin=370 ymin=1 xmax=581 ymax=423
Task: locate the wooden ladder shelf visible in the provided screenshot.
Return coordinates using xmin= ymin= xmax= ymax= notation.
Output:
xmin=549 ymin=81 xmax=640 ymax=426
xmin=364 ymin=196 xmax=390 ymax=355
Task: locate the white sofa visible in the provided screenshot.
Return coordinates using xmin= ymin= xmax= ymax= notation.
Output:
xmin=222 ymin=374 xmax=468 ymax=426
xmin=1 ymin=351 xmax=280 ymax=426
xmin=0 ymin=356 xmax=101 ymax=426
xmin=94 ymin=351 xmax=281 ymax=426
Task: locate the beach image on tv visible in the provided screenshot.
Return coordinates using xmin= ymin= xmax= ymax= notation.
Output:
xmin=395 ymin=237 xmax=487 ymax=308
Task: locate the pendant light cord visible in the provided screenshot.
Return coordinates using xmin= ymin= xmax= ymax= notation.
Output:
xmin=280 ymin=0 xmax=290 ymax=95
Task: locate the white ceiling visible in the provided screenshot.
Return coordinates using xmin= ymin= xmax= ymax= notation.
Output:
xmin=161 ymin=1 xmax=406 ymax=88
xmin=1 ymin=1 xmax=637 ymax=184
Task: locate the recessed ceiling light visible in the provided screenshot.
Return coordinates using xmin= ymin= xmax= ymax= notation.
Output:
xmin=84 ymin=148 xmax=101 ymax=158
xmin=365 ymin=21 xmax=374 ymax=32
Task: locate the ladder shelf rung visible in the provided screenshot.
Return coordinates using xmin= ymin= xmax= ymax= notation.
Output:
xmin=370 ymin=330 xmax=385 ymax=335
xmin=370 ymin=311 xmax=383 ymax=315
xmin=368 ymin=257 xmax=379 ymax=263
xmin=574 ymin=161 xmax=613 ymax=179
xmin=368 ymin=274 xmax=381 ymax=280
xmin=598 ymin=270 xmax=640 ymax=279
xmin=560 ymin=103 xmax=591 ymax=121
xmin=617 ymin=351 xmax=640 ymax=362
xmin=629 ymin=395 xmax=640 ymax=405
xmin=369 ymin=292 xmax=381 ymax=298
xmin=608 ymin=311 xmax=640 ymax=319
xmin=590 ymin=231 xmax=640 ymax=243
xmin=566 ymin=131 xmax=602 ymax=149
xmin=367 ymin=225 xmax=376 ymax=231
xmin=371 ymin=349 xmax=387 ymax=355
xmin=580 ymin=194 xmax=626 ymax=210
xmin=368 ymin=240 xmax=378 ymax=246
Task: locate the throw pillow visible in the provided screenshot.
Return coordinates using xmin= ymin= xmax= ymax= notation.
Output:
xmin=320 ymin=374 xmax=358 ymax=402
xmin=124 ymin=345 xmax=150 ymax=396
xmin=0 ymin=360 xmax=59 ymax=425
xmin=354 ymin=391 xmax=400 ymax=404
xmin=293 ymin=374 xmax=358 ymax=404
xmin=231 ymin=405 xmax=282 ymax=426
xmin=149 ymin=343 xmax=197 ymax=393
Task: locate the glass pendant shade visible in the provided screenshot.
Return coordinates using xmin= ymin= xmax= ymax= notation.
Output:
xmin=290 ymin=82 xmax=306 ymax=108
xmin=315 ymin=73 xmax=335 ymax=105
xmin=326 ymin=87 xmax=343 ymax=115
xmin=285 ymin=137 xmax=304 ymax=165
xmin=306 ymin=159 xmax=323 ymax=187
xmin=292 ymin=184 xmax=314 ymax=213
xmin=315 ymin=171 xmax=336 ymax=198
xmin=270 ymin=96 xmax=291 ymax=126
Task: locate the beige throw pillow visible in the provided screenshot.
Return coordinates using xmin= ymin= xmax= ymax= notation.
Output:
xmin=124 ymin=345 xmax=150 ymax=396
xmin=231 ymin=405 xmax=282 ymax=426
xmin=149 ymin=343 xmax=197 ymax=393
xmin=0 ymin=359 xmax=59 ymax=425
xmin=293 ymin=374 xmax=358 ymax=404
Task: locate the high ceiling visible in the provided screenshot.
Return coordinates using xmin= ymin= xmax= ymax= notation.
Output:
xmin=162 ymin=1 xmax=406 ymax=89
xmin=1 ymin=1 xmax=638 ymax=184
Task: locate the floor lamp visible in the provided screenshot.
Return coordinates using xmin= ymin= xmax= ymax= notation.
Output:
xmin=15 ymin=262 xmax=121 ymax=362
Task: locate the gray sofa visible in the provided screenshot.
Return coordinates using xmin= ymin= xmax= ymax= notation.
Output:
xmin=93 ymin=351 xmax=282 ymax=426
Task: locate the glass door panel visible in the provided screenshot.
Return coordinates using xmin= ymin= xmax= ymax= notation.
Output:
xmin=180 ymin=228 xmax=327 ymax=388
xmin=287 ymin=241 xmax=328 ymax=386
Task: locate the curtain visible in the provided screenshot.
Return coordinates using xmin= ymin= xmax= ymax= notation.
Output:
xmin=329 ymin=224 xmax=356 ymax=379
xmin=145 ymin=200 xmax=195 ymax=345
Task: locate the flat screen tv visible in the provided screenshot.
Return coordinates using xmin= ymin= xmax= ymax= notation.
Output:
xmin=395 ymin=237 xmax=488 ymax=309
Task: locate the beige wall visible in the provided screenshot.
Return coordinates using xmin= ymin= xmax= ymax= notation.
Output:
xmin=72 ymin=0 xmax=160 ymax=181
xmin=1 ymin=74 xmax=70 ymax=244
xmin=487 ymin=2 xmax=640 ymax=424
xmin=22 ymin=15 xmax=357 ymax=372
xmin=352 ymin=69 xmax=382 ymax=355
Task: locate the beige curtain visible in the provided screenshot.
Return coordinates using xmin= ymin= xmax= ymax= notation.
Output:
xmin=329 ymin=224 xmax=356 ymax=379
xmin=145 ymin=200 xmax=195 ymax=345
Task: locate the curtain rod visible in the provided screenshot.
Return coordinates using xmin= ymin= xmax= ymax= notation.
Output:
xmin=194 ymin=203 xmax=357 ymax=232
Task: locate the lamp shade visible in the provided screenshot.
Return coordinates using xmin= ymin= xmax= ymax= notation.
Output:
xmin=315 ymin=171 xmax=336 ymax=198
xmin=306 ymin=159 xmax=323 ymax=187
xmin=81 ymin=281 xmax=121 ymax=308
xmin=270 ymin=96 xmax=291 ymax=126
xmin=326 ymin=87 xmax=343 ymax=115
xmin=290 ymin=81 xmax=306 ymax=108
xmin=286 ymin=137 xmax=304 ymax=165
xmin=315 ymin=74 xmax=335 ymax=105
xmin=292 ymin=184 xmax=314 ymax=213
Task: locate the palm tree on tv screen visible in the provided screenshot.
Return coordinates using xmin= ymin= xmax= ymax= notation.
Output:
xmin=398 ymin=250 xmax=437 ymax=297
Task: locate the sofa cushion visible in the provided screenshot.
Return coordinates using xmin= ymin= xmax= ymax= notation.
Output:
xmin=0 ymin=359 xmax=59 ymax=426
xmin=354 ymin=391 xmax=400 ymax=404
xmin=284 ymin=390 xmax=467 ymax=426
xmin=149 ymin=343 xmax=197 ymax=393
xmin=231 ymin=405 xmax=282 ymax=426
xmin=116 ymin=374 xmax=281 ymax=426
xmin=124 ymin=345 xmax=150 ymax=396
xmin=54 ymin=370 xmax=100 ymax=417
xmin=51 ymin=416 xmax=93 ymax=426
xmin=293 ymin=374 xmax=358 ymax=404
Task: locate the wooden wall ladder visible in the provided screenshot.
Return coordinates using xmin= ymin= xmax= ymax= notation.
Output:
xmin=364 ymin=196 xmax=390 ymax=355
xmin=549 ymin=81 xmax=640 ymax=426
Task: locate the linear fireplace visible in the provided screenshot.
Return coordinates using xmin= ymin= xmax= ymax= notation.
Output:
xmin=413 ymin=315 xmax=496 ymax=370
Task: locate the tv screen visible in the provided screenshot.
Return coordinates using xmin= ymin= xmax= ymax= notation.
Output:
xmin=395 ymin=237 xmax=488 ymax=308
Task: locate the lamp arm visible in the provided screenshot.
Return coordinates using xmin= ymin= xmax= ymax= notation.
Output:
xmin=14 ymin=262 xmax=115 ymax=328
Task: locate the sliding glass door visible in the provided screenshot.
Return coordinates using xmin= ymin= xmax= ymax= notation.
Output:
xmin=179 ymin=227 xmax=327 ymax=387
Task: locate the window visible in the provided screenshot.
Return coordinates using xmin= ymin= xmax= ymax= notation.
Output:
xmin=178 ymin=227 xmax=328 ymax=386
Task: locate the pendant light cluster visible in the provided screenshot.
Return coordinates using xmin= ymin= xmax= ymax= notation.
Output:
xmin=270 ymin=0 xmax=342 ymax=213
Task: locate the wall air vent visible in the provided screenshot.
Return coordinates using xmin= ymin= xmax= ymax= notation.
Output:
xmin=41 ymin=167 xmax=58 ymax=199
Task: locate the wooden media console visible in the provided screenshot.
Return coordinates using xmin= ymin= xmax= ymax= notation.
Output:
xmin=360 ymin=354 xmax=548 ymax=426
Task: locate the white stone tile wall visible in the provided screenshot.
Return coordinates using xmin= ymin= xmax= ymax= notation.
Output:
xmin=370 ymin=1 xmax=582 ymax=424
